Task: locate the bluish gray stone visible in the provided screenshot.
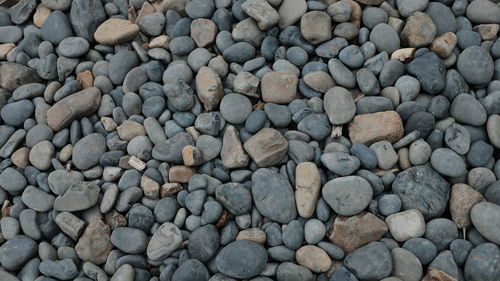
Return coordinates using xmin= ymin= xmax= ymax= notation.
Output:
xmin=216 ymin=240 xmax=268 ymax=279
xmin=344 ymin=242 xmax=392 ymax=280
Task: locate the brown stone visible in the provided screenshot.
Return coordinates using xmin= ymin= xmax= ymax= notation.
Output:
xmin=329 ymin=212 xmax=388 ymax=253
xmin=161 ymin=183 xmax=183 ymax=197
xmin=190 ymin=19 xmax=217 ymax=48
xmin=116 ymin=120 xmax=146 ymax=141
xmin=300 ymin=11 xmax=332 ymax=44
xmin=430 ymin=32 xmax=457 ymax=58
xmin=348 ymin=111 xmax=404 ymax=145
xmin=149 ymin=35 xmax=170 ymax=49
xmin=450 ymin=183 xmax=484 ymax=229
xmin=182 ymin=145 xmax=203 ymax=166
xmin=216 ymin=210 xmax=230 ymax=228
xmin=94 ymin=18 xmax=139 ymax=45
xmin=33 ymin=4 xmax=51 ymax=28
xmin=295 ymin=162 xmax=321 ymax=218
xmin=196 ymin=66 xmax=224 ymax=111
xmin=11 ymin=147 xmax=30 ymax=168
xmin=473 ymin=24 xmax=500 ymax=40
xmin=422 ymin=269 xmax=457 ymax=281
xmin=104 ymin=210 xmax=127 ymax=230
xmin=0 ymin=63 xmax=41 ymax=91
xmin=261 ymin=71 xmax=298 ymax=104
xmin=77 ymin=70 xmax=93 ymax=89
xmin=75 ymin=217 xmax=112 ymax=265
xmin=401 ymin=12 xmax=437 ymax=47
xmin=221 ymin=125 xmax=249 ymax=169
xmin=0 ymin=43 xmax=15 ymax=60
xmin=296 ymin=245 xmax=332 ymax=273
xmin=47 ymin=87 xmax=101 ymax=131
xmin=141 ymin=176 xmax=160 ymax=199
xmin=236 ymin=228 xmax=267 ymax=244
xmin=243 ymin=128 xmax=288 ymax=167
xmin=168 ymin=166 xmax=195 ymax=183
xmin=391 ymin=48 xmax=417 ymax=62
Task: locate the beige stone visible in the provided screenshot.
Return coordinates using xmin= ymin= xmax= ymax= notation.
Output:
xmin=300 ymin=11 xmax=332 ymax=44
xmin=75 ymin=217 xmax=112 ymax=265
xmin=401 ymin=12 xmax=437 ymax=47
xmin=243 ymin=128 xmax=288 ymax=167
xmin=296 ymin=245 xmax=332 ymax=273
xmin=295 ymin=162 xmax=321 ymax=218
xmin=261 ymin=71 xmax=298 ymax=104
xmin=345 ymin=0 xmax=362 ymax=29
xmin=329 ymin=212 xmax=388 ymax=253
xmin=141 ymin=176 xmax=160 ymax=199
xmin=94 ymin=18 xmax=139 ymax=45
xmin=161 ymin=183 xmax=183 ymax=197
xmin=422 ymin=269 xmax=457 ymax=281
xmin=278 ymin=0 xmax=307 ymax=28
xmin=221 ymin=125 xmax=249 ymax=169
xmin=385 ymin=209 xmax=426 ymax=242
xmin=0 ymin=43 xmax=15 ymax=60
xmin=149 ymin=35 xmax=170 ymax=49
xmin=398 ymin=147 xmax=411 ymax=170
xmin=182 ymin=145 xmax=203 ymax=166
xmin=236 ymin=228 xmax=267 ymax=244
xmin=391 ymin=48 xmax=417 ymax=62
xmin=105 ymin=210 xmax=127 ymax=230
xmin=101 ymin=117 xmax=117 ymax=132
xmin=473 ymin=24 xmax=500 ymax=40
xmin=196 ymin=66 xmax=224 ymax=111
xmin=348 ymin=111 xmax=404 ymax=145
xmin=450 ymin=183 xmax=484 ymax=229
xmin=59 ymin=144 xmax=73 ymax=163
xmin=242 ymin=0 xmax=279 ymax=30
xmin=169 ymin=166 xmax=195 ymax=183
xmin=116 ymin=120 xmax=146 ymax=141
xmin=191 ymin=19 xmax=217 ymax=48
xmin=11 ymin=147 xmax=30 ymax=168
xmin=77 ymin=70 xmax=93 ymax=89
xmin=47 ymin=87 xmax=101 ymax=131
xmin=304 ymin=71 xmax=335 ymax=93
xmin=135 ymin=2 xmax=155 ymax=25
xmin=430 ymin=32 xmax=457 ymax=58
xmin=33 ymin=4 xmax=51 ymax=28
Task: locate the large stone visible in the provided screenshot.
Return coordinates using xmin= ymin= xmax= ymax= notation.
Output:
xmin=216 ymin=240 xmax=268 ymax=279
xmin=392 ymin=165 xmax=450 ymax=219
xmin=324 ymin=86 xmax=356 ymax=125
xmin=450 ymin=184 xmax=483 ymax=229
xmin=466 ymin=0 xmax=500 ymax=24
xmin=295 ymin=162 xmax=321 ymax=218
xmin=75 ymin=217 xmax=112 ymax=265
xmin=261 ymin=71 xmax=298 ymax=104
xmin=278 ymin=0 xmax=307 ymax=28
xmin=94 ymin=18 xmax=139 ymax=45
xmin=244 ymin=128 xmax=288 ymax=167
xmin=471 ymin=202 xmax=500 ymax=245
xmin=457 ymin=46 xmax=494 ymax=86
xmin=54 ymin=181 xmax=100 ymax=212
xmin=401 ymin=12 xmax=436 ymax=47
xmin=322 ymin=176 xmax=373 ymax=216
xmin=464 ymin=243 xmax=500 ymax=281
xmin=47 ymin=87 xmax=101 ymax=131
xmin=300 ymin=11 xmax=332 ymax=44
xmin=385 ymin=209 xmax=426 ymax=242
xmin=196 ymin=66 xmax=224 ymax=111
xmin=329 ymin=212 xmax=388 ymax=253
xmin=348 ymin=111 xmax=404 ymax=145
xmin=147 ymin=222 xmax=183 ymax=261
xmin=0 ymin=63 xmax=41 ymax=91
xmin=344 ymin=242 xmax=393 ymax=280
xmin=251 ymin=168 xmax=297 ymax=224
xmin=0 ymin=235 xmax=37 ymax=271
xmin=70 ymin=0 xmax=106 ymax=41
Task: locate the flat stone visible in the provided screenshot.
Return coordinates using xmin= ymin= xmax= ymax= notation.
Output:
xmin=385 ymin=209 xmax=426 ymax=242
xmin=21 ymin=185 xmax=55 ymax=212
xmin=344 ymin=242 xmax=393 ymax=280
xmin=75 ymin=217 xmax=112 ymax=265
xmin=300 ymin=11 xmax=332 ymax=44
xmin=430 ymin=148 xmax=467 ymax=177
xmin=72 ymin=133 xmax=107 ymax=170
xmin=94 ymin=18 xmax=139 ymax=45
xmin=329 ymin=212 xmax=388 ymax=253
xmin=47 ymin=87 xmax=101 ymax=131
xmin=244 ymin=128 xmax=288 ymax=167
xmin=196 ymin=66 xmax=224 ymax=111
xmin=54 ymin=181 xmax=100 ymax=212
xmin=295 ymin=162 xmax=321 ymax=218
xmin=236 ymin=228 xmax=267 ymax=244
xmin=251 ymin=168 xmax=297 ymax=224
xmin=0 ymin=235 xmax=37 ymax=271
xmin=322 ymin=176 xmax=372 ymax=216
xmin=261 ymin=71 xmax=298 ymax=104
xmin=147 ymin=222 xmax=183 ymax=261
xmin=348 ymin=111 xmax=404 ymax=145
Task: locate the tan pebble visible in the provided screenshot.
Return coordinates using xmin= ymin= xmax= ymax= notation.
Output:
xmin=391 ymin=48 xmax=416 ymax=62
xmin=296 ymin=245 xmax=332 ymax=273
xmin=33 ymin=4 xmax=51 ymax=28
xmin=77 ymin=70 xmax=93 ymax=89
xmin=261 ymin=71 xmax=298 ymax=104
xmin=128 ymin=155 xmax=146 ymax=171
xmin=149 ymin=35 xmax=170 ymax=49
xmin=182 ymin=145 xmax=203 ymax=166
xmin=59 ymin=144 xmax=73 ymax=163
xmin=304 ymin=71 xmax=335 ymax=93
xmin=94 ymin=18 xmax=139 ymax=45
xmin=11 ymin=147 xmax=30 ymax=168
xmin=295 ymin=162 xmax=321 ymax=218
xmin=161 ymin=183 xmax=183 ymax=197
xmin=116 ymin=120 xmax=146 ymax=141
xmin=236 ymin=228 xmax=267 ymax=244
xmin=196 ymin=66 xmax=224 ymax=111
xmin=348 ymin=111 xmax=404 ymax=145
xmin=450 ymin=183 xmax=484 ymax=229
xmin=190 ymin=19 xmax=218 ymax=48
xmin=141 ymin=175 xmax=160 ymax=199
xmin=0 ymin=43 xmax=15 ymax=60
xmin=430 ymin=32 xmax=457 ymax=58
xmin=169 ymin=166 xmax=196 ymax=183
xmin=473 ymin=24 xmax=500 ymax=40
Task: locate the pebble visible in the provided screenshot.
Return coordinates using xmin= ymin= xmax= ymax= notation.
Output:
xmin=344 ymin=242 xmax=393 ymax=280
xmin=295 ymin=245 xmax=331 ymax=273
xmin=322 ymin=176 xmax=372 ymax=216
xmin=94 ymin=18 xmax=139 ymax=45
xmin=430 ymin=148 xmax=467 ymax=177
xmin=216 ymin=240 xmax=268 ymax=279
xmin=471 ymin=202 xmax=500 ymax=245
xmin=323 ymin=86 xmax=356 ymax=125
xmin=386 ymin=209 xmax=426 ymax=242
xmin=0 ymin=235 xmax=37 ymax=271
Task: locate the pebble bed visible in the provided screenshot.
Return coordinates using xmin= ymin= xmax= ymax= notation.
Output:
xmin=0 ymin=0 xmax=499 ymax=280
